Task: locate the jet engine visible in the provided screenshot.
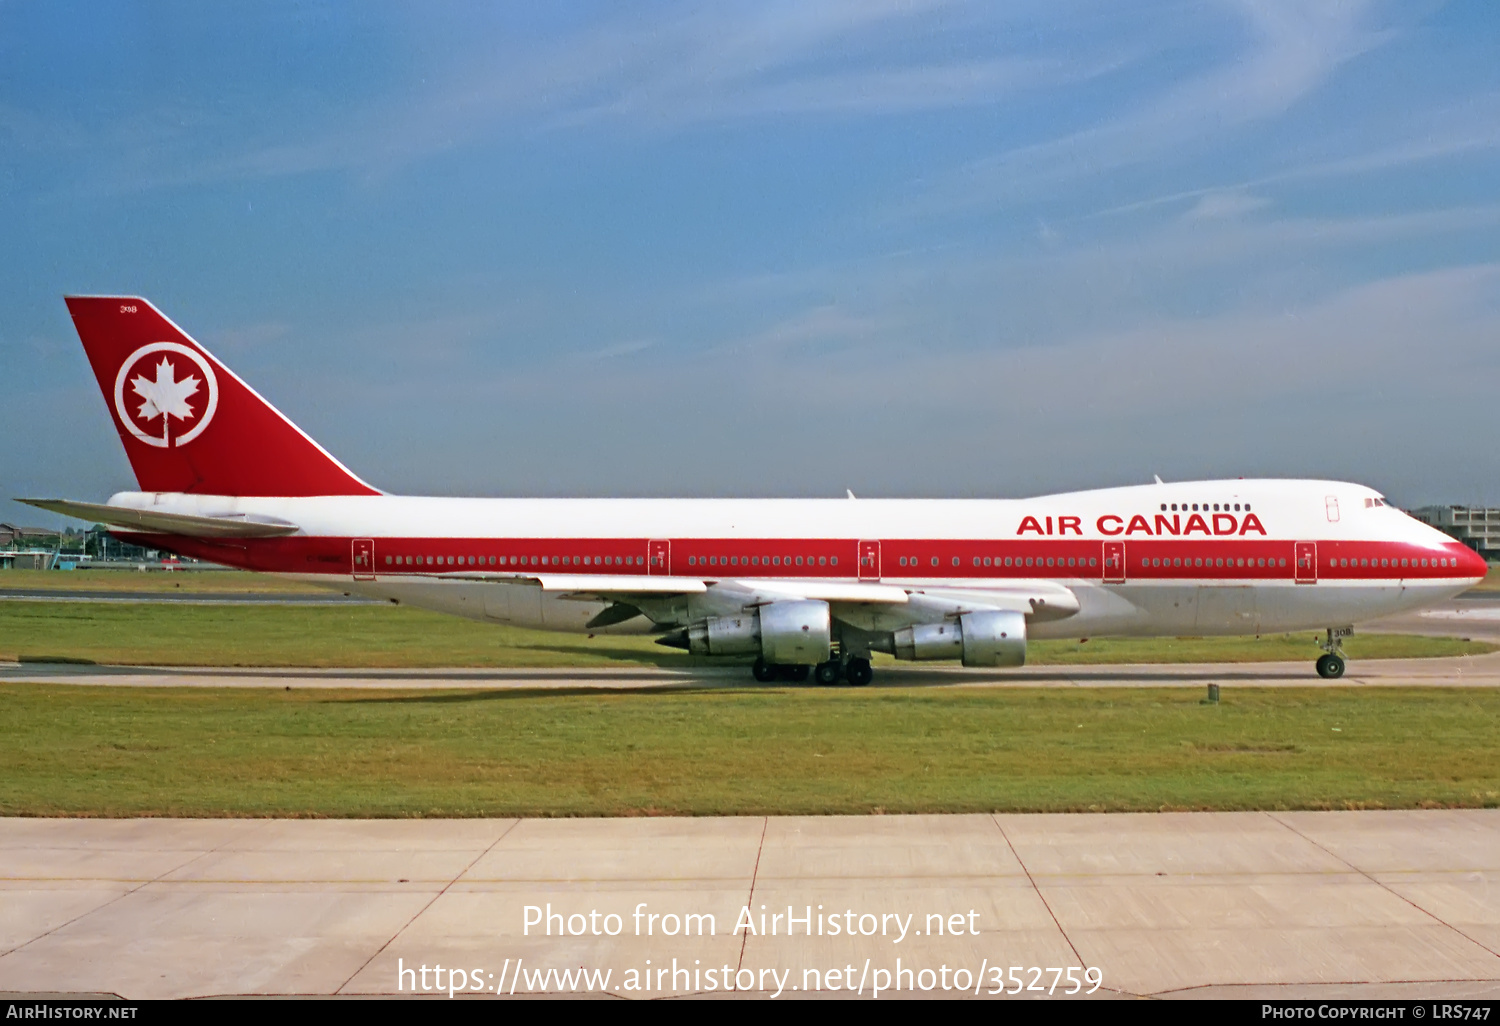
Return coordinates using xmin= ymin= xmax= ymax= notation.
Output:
xmin=892 ymin=610 xmax=1026 ymax=667
xmin=687 ymin=599 xmax=832 ymax=664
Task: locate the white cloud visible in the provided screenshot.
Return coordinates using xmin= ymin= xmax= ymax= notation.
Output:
xmin=899 ymin=0 xmax=1391 ymax=219
xmin=1183 ymin=190 xmax=1272 ymax=220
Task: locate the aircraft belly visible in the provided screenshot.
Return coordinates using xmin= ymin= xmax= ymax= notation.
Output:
xmin=1253 ymin=582 xmax=1462 ymax=633
xmin=1194 ymin=586 xmax=1259 ymax=635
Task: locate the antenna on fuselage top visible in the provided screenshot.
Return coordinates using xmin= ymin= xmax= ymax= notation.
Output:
xmin=1153 ymin=474 xmax=1165 ymax=485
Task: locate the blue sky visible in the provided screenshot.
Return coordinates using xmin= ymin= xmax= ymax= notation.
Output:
xmin=4 ymin=0 xmax=1500 ymax=525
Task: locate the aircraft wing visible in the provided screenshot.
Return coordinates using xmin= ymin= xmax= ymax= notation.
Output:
xmin=17 ymin=498 xmax=302 ymax=539
xmin=439 ymin=571 xmax=709 ymax=595
xmin=438 ymin=571 xmax=909 ymax=604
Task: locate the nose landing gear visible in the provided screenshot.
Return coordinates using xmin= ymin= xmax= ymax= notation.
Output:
xmin=1315 ymin=627 xmax=1352 ymax=679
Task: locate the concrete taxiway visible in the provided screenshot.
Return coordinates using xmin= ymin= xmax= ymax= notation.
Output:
xmin=4 ymin=650 xmax=1500 ymax=690
xmin=6 ymin=595 xmax=1498 ymax=690
xmin=0 ymin=812 xmax=1496 ymax=1000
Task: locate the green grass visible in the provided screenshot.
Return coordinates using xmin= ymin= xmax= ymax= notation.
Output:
xmin=1475 ymin=565 xmax=1500 ymax=591
xmin=0 ymin=568 xmax=322 ymax=593
xmin=0 ymin=600 xmax=1491 ymax=668
xmin=1 ymin=684 xmax=1496 ymax=816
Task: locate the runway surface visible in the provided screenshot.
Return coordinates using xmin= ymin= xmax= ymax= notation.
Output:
xmin=0 ymin=812 xmax=1496 ymax=1000
xmin=5 ymin=650 xmax=1500 ymax=690
xmin=3 ymin=590 xmax=1496 ymax=689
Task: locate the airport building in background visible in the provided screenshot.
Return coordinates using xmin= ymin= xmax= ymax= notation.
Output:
xmin=1409 ymin=506 xmax=1500 ymax=561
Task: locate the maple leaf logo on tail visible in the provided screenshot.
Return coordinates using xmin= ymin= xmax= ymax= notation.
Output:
xmin=132 ymin=358 xmax=200 ymax=432
xmin=112 ymin=342 xmax=219 ymax=449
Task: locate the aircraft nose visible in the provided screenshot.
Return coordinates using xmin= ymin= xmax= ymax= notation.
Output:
xmin=1461 ymin=545 xmax=1490 ymax=578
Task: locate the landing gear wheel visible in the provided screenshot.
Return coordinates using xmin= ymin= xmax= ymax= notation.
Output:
xmin=751 ymin=658 xmax=778 ymax=683
xmin=778 ymin=664 xmax=810 ymax=683
xmin=814 ymin=660 xmax=843 ymax=685
xmin=845 ymin=657 xmax=873 ymax=687
xmin=1315 ymin=653 xmax=1345 ymax=679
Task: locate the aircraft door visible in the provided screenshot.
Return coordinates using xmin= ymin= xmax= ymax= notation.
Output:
xmin=648 ymin=539 xmax=671 ymax=576
xmin=1103 ymin=540 xmax=1126 ymax=584
xmin=1295 ymin=541 xmax=1317 ymax=584
xmin=352 ymin=538 xmax=375 ymax=580
xmin=858 ymin=540 xmax=881 ymax=581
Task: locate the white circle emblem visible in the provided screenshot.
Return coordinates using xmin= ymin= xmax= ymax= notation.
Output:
xmin=113 ymin=342 xmax=219 ymax=449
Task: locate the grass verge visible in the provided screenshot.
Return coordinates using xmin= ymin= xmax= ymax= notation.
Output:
xmin=1 ymin=684 xmax=1496 ymax=816
xmin=1 ymin=601 xmax=1491 ymax=668
xmin=0 ymin=568 xmax=322 ymax=593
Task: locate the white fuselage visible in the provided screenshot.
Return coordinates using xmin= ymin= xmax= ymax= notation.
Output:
xmin=112 ymin=478 xmax=1484 ymax=644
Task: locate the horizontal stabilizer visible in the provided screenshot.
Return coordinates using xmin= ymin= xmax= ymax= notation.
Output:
xmin=18 ymin=498 xmax=301 ymax=538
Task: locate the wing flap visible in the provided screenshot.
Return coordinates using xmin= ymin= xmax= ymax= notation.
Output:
xmin=438 ymin=571 xmax=709 ymax=595
xmin=734 ymin=580 xmax=910 ymax=604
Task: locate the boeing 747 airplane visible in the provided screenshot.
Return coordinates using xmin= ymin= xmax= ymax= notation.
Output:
xmin=22 ymin=296 xmax=1487 ymax=685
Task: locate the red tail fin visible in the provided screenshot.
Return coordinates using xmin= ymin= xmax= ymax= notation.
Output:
xmin=66 ymin=296 xmax=379 ymax=497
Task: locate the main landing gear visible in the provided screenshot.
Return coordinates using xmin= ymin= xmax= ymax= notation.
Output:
xmin=751 ymin=658 xmax=808 ymax=683
xmin=1315 ymin=627 xmax=1352 ymax=679
xmin=752 ymin=656 xmax=872 ymax=687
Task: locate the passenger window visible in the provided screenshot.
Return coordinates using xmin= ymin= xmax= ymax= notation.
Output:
xmin=931 ymin=557 xmax=939 ymax=567
xmin=952 ymin=557 xmax=960 ymax=567
xmin=1279 ymin=558 xmax=1286 ymax=568
xmin=1089 ymin=557 xmax=1097 ymax=567
xmin=1025 ymin=557 xmax=1033 ymax=567
xmin=818 ymin=556 xmax=826 ymax=566
xmin=1046 ymin=557 xmax=1054 ymax=567
xmin=795 ymin=557 xmax=804 ymax=566
xmin=830 ymin=556 xmax=837 ymax=566
xmin=384 ymin=556 xmax=392 ymax=565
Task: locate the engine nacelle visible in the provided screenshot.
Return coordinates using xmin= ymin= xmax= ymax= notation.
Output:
xmin=892 ymin=610 xmax=1026 ymax=668
xmin=687 ymin=599 xmax=832 ymax=664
